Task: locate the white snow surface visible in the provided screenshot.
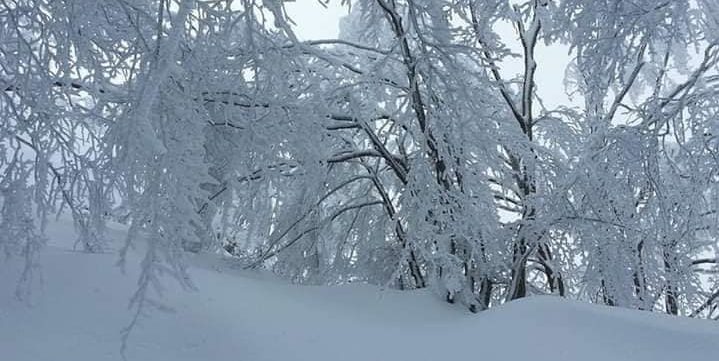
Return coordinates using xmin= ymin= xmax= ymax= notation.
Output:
xmin=2 ymin=218 xmax=718 ymax=361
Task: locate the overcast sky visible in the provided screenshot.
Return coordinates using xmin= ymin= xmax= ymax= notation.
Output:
xmin=285 ymin=1 xmax=348 ymax=40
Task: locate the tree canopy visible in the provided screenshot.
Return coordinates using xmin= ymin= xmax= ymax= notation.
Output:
xmin=2 ymin=0 xmax=719 ymax=320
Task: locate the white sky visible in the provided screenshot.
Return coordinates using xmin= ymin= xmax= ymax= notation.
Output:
xmin=285 ymin=1 xmax=348 ymax=40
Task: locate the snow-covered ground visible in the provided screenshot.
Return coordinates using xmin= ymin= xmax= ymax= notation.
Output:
xmin=2 ymin=218 xmax=718 ymax=361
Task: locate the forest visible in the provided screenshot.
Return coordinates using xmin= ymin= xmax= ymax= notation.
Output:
xmin=2 ymin=0 xmax=719 ymax=325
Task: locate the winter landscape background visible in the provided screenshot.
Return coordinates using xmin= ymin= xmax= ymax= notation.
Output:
xmin=2 ymin=0 xmax=719 ymax=359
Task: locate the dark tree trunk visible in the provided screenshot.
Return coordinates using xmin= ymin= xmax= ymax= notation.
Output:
xmin=664 ymin=252 xmax=679 ymax=315
xmin=538 ymin=244 xmax=565 ymax=296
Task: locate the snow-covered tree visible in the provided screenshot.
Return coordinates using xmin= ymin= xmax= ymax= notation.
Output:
xmin=2 ymin=0 xmax=719 ymax=320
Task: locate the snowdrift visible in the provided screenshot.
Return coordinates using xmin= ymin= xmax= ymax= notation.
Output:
xmin=2 ymin=219 xmax=718 ymax=361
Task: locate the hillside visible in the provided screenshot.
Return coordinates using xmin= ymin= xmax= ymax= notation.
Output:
xmin=1 ymin=219 xmax=718 ymax=361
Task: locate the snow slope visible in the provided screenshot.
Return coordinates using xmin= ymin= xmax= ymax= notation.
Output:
xmin=2 ymin=218 xmax=718 ymax=361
